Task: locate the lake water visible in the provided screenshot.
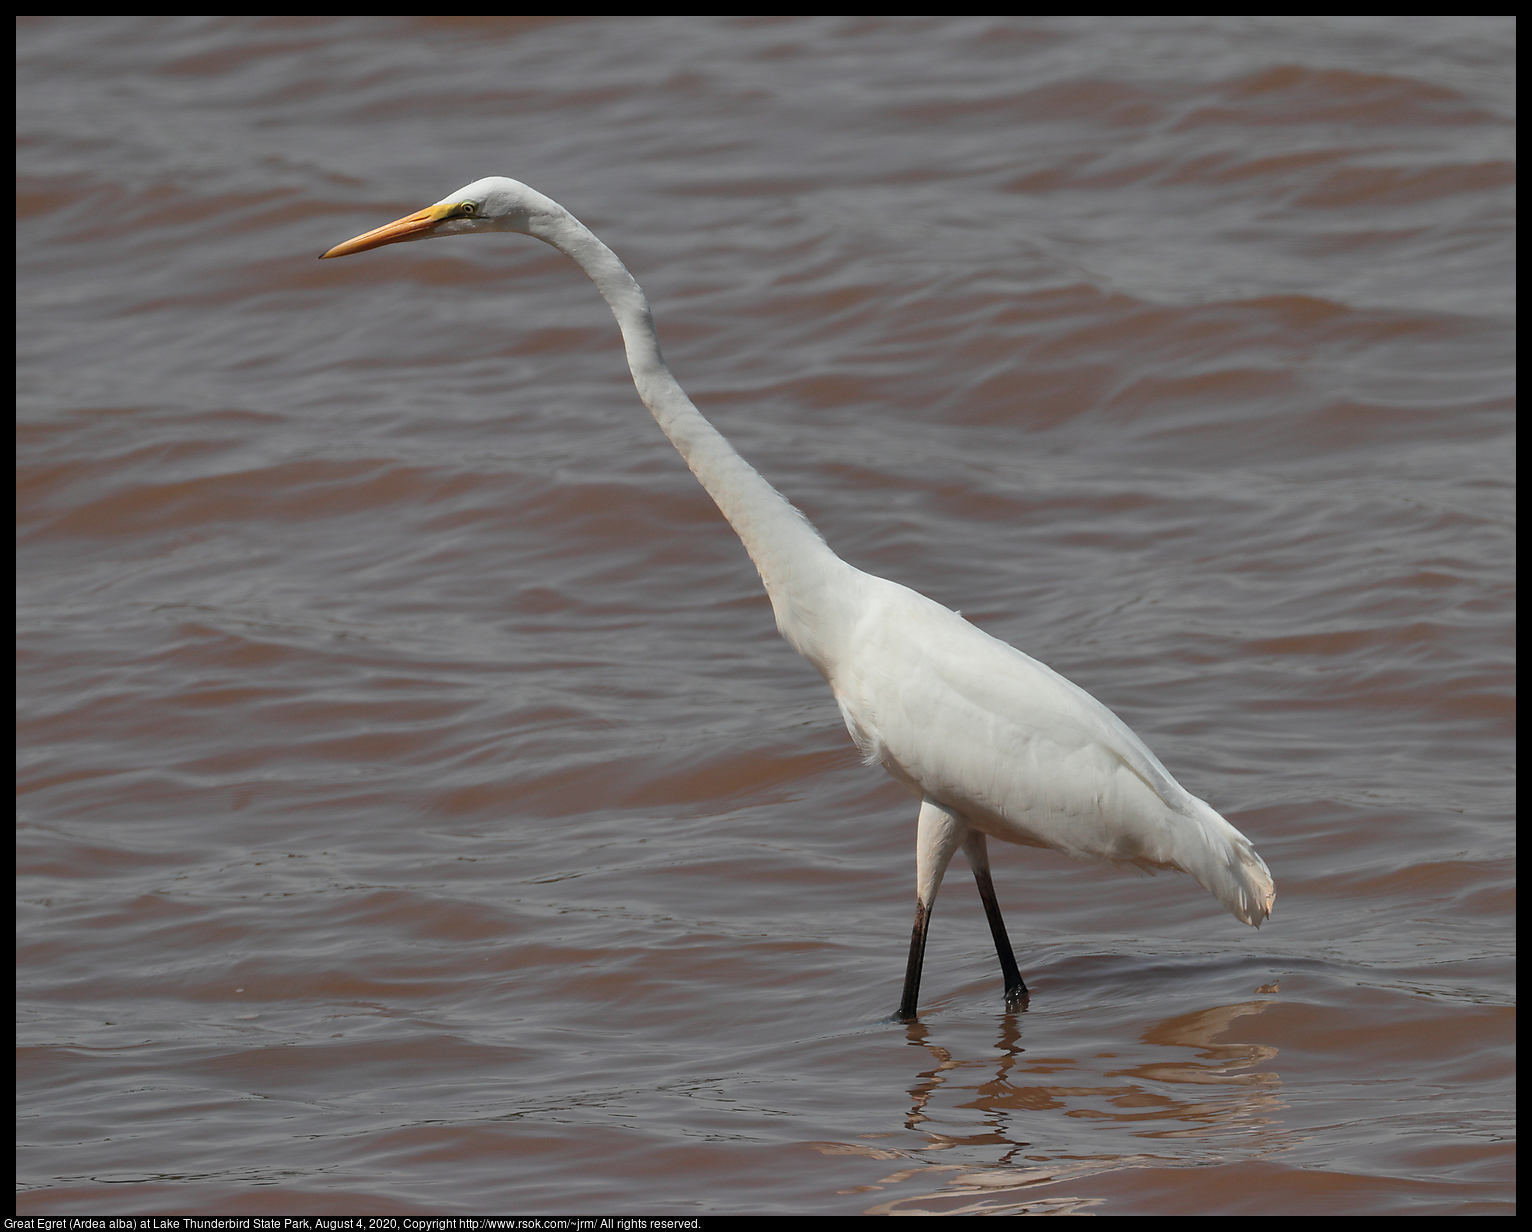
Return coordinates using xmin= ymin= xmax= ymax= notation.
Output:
xmin=17 ymin=15 xmax=1514 ymax=1216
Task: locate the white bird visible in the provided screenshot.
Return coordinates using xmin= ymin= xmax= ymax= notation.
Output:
xmin=321 ymin=177 xmax=1275 ymax=1019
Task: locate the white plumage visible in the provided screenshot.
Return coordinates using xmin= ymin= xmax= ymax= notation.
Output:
xmin=323 ymin=177 xmax=1275 ymax=1017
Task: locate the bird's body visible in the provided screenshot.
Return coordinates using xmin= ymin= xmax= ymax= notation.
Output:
xmin=322 ymin=177 xmax=1274 ymax=1018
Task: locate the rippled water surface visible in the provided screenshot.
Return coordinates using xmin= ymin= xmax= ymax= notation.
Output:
xmin=17 ymin=15 xmax=1514 ymax=1216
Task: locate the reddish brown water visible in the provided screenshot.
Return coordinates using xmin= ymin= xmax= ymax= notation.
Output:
xmin=17 ymin=15 xmax=1514 ymax=1217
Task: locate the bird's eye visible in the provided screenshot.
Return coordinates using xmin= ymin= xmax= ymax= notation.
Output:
xmin=458 ymin=201 xmax=478 ymax=217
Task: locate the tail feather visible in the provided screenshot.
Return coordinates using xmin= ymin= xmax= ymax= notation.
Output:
xmin=1177 ymin=798 xmax=1275 ymax=927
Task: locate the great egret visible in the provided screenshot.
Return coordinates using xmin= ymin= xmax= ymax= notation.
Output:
xmin=321 ymin=178 xmax=1275 ymax=1019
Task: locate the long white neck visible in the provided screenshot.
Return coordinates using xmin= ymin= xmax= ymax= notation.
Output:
xmin=529 ymin=204 xmax=855 ymax=672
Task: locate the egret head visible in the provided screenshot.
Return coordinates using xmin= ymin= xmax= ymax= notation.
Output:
xmin=320 ymin=176 xmax=564 ymax=259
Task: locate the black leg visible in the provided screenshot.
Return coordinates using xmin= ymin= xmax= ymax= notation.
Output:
xmin=973 ymin=863 xmax=1027 ymax=1005
xmin=900 ymin=797 xmax=965 ymax=1020
xmin=898 ymin=897 xmax=932 ymax=1020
